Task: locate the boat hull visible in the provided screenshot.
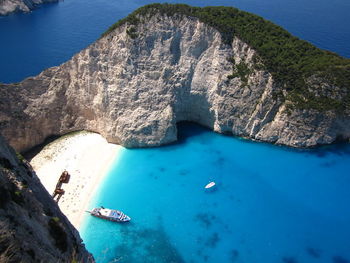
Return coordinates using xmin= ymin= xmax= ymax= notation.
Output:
xmin=205 ymin=182 xmax=216 ymax=189
xmin=89 ymin=207 xmax=131 ymax=222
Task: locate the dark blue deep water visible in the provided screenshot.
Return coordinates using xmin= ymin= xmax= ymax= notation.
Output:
xmin=1 ymin=1 xmax=350 ymax=262
xmin=0 ymin=0 xmax=349 ymax=83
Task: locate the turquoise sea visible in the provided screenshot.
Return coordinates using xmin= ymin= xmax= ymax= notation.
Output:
xmin=1 ymin=0 xmax=350 ymax=262
xmin=80 ymin=123 xmax=350 ymax=263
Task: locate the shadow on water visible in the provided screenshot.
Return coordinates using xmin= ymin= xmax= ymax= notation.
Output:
xmin=134 ymin=121 xmax=350 ymax=159
xmin=333 ymin=256 xmax=350 ymax=263
xmin=305 ymin=247 xmax=321 ymax=258
xmin=174 ymin=122 xmax=350 ymax=158
xmin=101 ymin=220 xmax=185 ymax=263
xmin=229 ymin=249 xmax=239 ymax=262
xmin=254 ymin=139 xmax=350 ymax=158
xmin=309 ymin=143 xmax=350 ymax=158
xmin=176 ymin=122 xmax=211 ymax=145
xmin=282 ymin=257 xmax=298 ymax=263
xmin=153 ymin=122 xmax=212 ymax=152
xmin=204 ymin=186 xmax=218 ymax=194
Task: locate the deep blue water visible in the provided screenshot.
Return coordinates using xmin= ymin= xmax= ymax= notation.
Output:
xmin=0 ymin=0 xmax=349 ymax=83
xmin=80 ymin=123 xmax=350 ymax=263
xmin=2 ymin=1 xmax=350 ymax=262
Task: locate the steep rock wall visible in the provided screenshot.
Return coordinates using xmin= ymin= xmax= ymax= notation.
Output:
xmin=0 ymin=13 xmax=349 ymax=152
xmin=0 ymin=0 xmax=58 ymax=15
xmin=0 ymin=135 xmax=94 ymax=262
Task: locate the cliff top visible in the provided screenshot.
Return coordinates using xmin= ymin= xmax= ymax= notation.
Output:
xmin=103 ymin=3 xmax=350 ymax=112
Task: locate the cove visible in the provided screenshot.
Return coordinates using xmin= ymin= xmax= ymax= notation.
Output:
xmin=1 ymin=0 xmax=349 ymax=262
xmin=80 ymin=123 xmax=350 ymax=263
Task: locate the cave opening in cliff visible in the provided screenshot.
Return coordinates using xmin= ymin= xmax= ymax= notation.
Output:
xmin=175 ymin=121 xmax=212 ymax=144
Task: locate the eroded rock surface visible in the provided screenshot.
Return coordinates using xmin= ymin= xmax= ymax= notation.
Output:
xmin=0 ymin=135 xmax=94 ymax=262
xmin=0 ymin=0 xmax=58 ymax=16
xmin=0 ymin=12 xmax=349 ymax=152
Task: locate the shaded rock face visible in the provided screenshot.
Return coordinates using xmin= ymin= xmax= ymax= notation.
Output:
xmin=0 ymin=135 xmax=94 ymax=262
xmin=0 ymin=0 xmax=58 ymax=16
xmin=0 ymin=13 xmax=349 ymax=152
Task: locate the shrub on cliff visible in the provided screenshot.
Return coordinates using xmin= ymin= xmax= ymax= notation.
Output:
xmin=102 ymin=3 xmax=350 ymax=111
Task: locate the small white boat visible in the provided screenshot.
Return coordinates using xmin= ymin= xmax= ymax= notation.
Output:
xmin=87 ymin=207 xmax=131 ymax=222
xmin=205 ymin=181 xmax=216 ymax=189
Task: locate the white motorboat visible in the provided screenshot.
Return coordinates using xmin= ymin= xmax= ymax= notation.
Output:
xmin=87 ymin=207 xmax=131 ymax=222
xmin=205 ymin=181 xmax=216 ymax=189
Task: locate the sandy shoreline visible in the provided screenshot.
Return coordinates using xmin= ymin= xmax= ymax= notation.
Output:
xmin=30 ymin=131 xmax=123 ymax=230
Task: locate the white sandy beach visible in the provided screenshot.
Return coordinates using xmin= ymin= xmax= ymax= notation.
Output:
xmin=30 ymin=131 xmax=123 ymax=229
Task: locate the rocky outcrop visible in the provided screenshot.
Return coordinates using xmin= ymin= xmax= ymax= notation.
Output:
xmin=0 ymin=0 xmax=58 ymax=16
xmin=0 ymin=135 xmax=94 ymax=262
xmin=0 ymin=8 xmax=349 ymax=152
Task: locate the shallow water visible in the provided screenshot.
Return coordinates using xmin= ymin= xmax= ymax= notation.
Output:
xmin=80 ymin=123 xmax=350 ymax=263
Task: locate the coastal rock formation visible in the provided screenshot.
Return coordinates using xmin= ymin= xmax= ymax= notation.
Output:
xmin=0 ymin=0 xmax=58 ymax=16
xmin=0 ymin=4 xmax=349 ymax=152
xmin=0 ymin=135 xmax=94 ymax=262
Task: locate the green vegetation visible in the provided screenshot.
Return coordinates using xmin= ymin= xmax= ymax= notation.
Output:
xmin=102 ymin=3 xmax=350 ymax=111
xmin=126 ymin=27 xmax=138 ymax=39
xmin=16 ymin=152 xmax=24 ymax=162
xmin=51 ymin=217 xmax=60 ymax=223
xmin=228 ymin=61 xmax=253 ymax=86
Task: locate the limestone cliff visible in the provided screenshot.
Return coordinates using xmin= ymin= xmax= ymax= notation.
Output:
xmin=0 ymin=4 xmax=349 ymax=152
xmin=0 ymin=0 xmax=58 ymax=15
xmin=0 ymin=135 xmax=94 ymax=262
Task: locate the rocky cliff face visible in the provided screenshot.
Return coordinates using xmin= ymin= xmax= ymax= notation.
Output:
xmin=0 ymin=11 xmax=349 ymax=152
xmin=0 ymin=0 xmax=58 ymax=15
xmin=0 ymin=135 xmax=94 ymax=262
